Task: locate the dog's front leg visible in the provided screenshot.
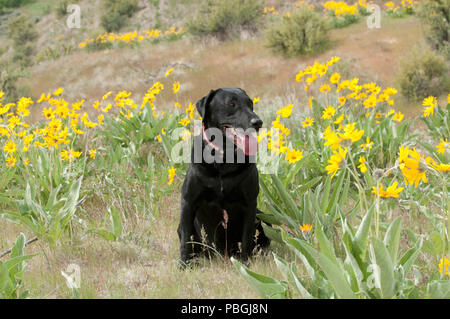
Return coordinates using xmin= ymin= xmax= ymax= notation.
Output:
xmin=240 ymin=201 xmax=257 ymax=263
xmin=177 ymin=197 xmax=196 ymax=267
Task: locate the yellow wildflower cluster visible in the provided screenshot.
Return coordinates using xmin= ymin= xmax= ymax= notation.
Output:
xmin=323 ymin=1 xmax=359 ymax=16
xmin=263 ymin=7 xmax=279 ymax=15
xmin=385 ymin=0 xmax=420 ymax=12
xmin=79 ymin=27 xmax=184 ymax=48
xmin=0 ymin=78 xmax=170 ymax=167
xmin=295 ymin=56 xmax=340 ymax=91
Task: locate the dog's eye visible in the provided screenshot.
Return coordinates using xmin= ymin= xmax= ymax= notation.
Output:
xmin=229 ymin=102 xmax=236 ymax=107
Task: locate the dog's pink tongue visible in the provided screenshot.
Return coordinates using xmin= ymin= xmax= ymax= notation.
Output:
xmin=234 ymin=130 xmax=257 ymax=156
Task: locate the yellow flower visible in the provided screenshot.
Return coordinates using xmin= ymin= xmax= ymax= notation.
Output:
xmin=53 ymin=88 xmax=64 ymax=96
xmin=436 ymin=139 xmax=449 ymax=154
xmin=172 ymin=81 xmax=180 ymax=93
xmin=423 ymin=96 xmax=437 ymax=117
xmin=43 ymin=107 xmax=53 ymax=119
xmin=325 ymin=147 xmax=347 ymax=178
xmin=392 ymin=111 xmax=404 ymax=122
xmin=168 ymin=166 xmax=176 ymax=185
xmin=179 ymin=118 xmax=190 ymax=126
xmin=321 ymin=105 xmax=336 ymax=119
xmin=301 ymin=117 xmax=314 ymax=128
xmin=372 ymin=181 xmax=404 ymax=198
xmin=338 ymin=96 xmax=346 ymax=107
xmin=330 ymin=72 xmax=341 ymax=84
xmin=439 ymin=256 xmax=449 ymax=276
xmin=3 ymin=140 xmax=17 ymax=154
xmin=61 ymin=149 xmax=82 ymax=162
xmin=323 ymin=126 xmax=342 ymax=150
xmin=165 ymin=68 xmax=174 ymax=77
xmin=299 ymin=224 xmax=313 ymax=233
xmin=308 ymin=96 xmax=313 ymax=109
xmin=320 ymin=84 xmax=331 ymax=94
xmin=358 ymin=156 xmax=367 ymax=174
xmin=89 ymin=149 xmax=96 ymax=159
xmin=338 ymin=122 xmax=364 ymax=144
xmin=398 ymin=145 xmax=430 ymax=187
xmin=285 ymin=148 xmax=303 ymax=164
xmin=6 ymin=156 xmax=16 ymax=168
xmin=253 ymin=97 xmax=260 ymax=104
xmin=156 ymin=134 xmax=162 ymax=142
xmin=334 ymin=114 xmax=344 ymax=124
xmin=361 ymin=136 xmax=374 ymax=150
xmin=276 ymin=104 xmax=293 ymax=118
xmin=23 ymin=158 xmax=30 ymax=166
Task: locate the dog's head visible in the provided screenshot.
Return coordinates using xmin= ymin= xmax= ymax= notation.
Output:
xmin=196 ymin=88 xmax=263 ymax=156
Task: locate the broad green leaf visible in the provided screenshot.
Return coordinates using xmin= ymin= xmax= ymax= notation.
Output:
xmin=370 ymin=238 xmax=395 ymax=298
xmin=384 ymin=217 xmax=402 ymax=264
xmin=109 ymin=207 xmax=123 ymax=239
xmin=231 ymin=258 xmax=287 ymax=299
xmin=290 ymin=265 xmax=313 ymax=299
xmin=427 ymin=280 xmax=450 ymax=299
xmin=315 ymin=225 xmax=338 ymax=267
xmin=261 ymin=223 xmax=282 ymax=244
xmin=326 ymin=170 xmax=346 ymax=213
xmin=353 ymin=205 xmax=374 ymax=261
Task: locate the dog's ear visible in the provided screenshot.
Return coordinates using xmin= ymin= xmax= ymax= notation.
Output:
xmin=196 ymin=89 xmax=217 ymax=121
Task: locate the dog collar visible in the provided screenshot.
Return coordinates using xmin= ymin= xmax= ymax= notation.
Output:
xmin=202 ymin=123 xmax=224 ymax=155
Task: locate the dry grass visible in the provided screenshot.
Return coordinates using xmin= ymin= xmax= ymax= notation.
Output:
xmin=0 ymin=187 xmax=291 ymax=298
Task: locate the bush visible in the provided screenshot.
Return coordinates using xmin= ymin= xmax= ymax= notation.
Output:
xmin=0 ymin=0 xmax=30 ymax=9
xmin=396 ymin=47 xmax=450 ymax=101
xmin=100 ymin=0 xmax=139 ymax=32
xmin=417 ymin=0 xmax=450 ymax=59
xmin=186 ymin=0 xmax=263 ymax=40
xmin=7 ymin=15 xmax=38 ymax=67
xmin=266 ymin=7 xmax=330 ymax=57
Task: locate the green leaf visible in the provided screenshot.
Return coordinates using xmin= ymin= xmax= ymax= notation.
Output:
xmin=109 ymin=207 xmax=123 ymax=239
xmin=427 ymin=280 xmax=450 ymax=298
xmin=87 ymin=229 xmax=116 ymax=241
xmin=296 ymin=176 xmax=322 ymax=195
xmin=271 ymin=175 xmax=302 ymax=221
xmin=231 ymin=257 xmax=287 ymax=299
xmin=290 ymin=265 xmax=313 ymax=299
xmin=353 ymin=204 xmax=374 ymax=261
xmin=383 ymin=217 xmax=402 ymax=264
xmin=315 ymin=225 xmax=338 ymax=267
xmin=284 ymin=237 xmax=356 ymax=298
xmin=370 ymin=238 xmax=395 ymax=298
xmin=320 ymin=176 xmax=332 ymax=214
xmin=326 ymin=170 xmax=346 ymax=213
xmin=399 ymin=238 xmax=422 ymax=275
xmin=261 ymin=223 xmax=282 ymax=244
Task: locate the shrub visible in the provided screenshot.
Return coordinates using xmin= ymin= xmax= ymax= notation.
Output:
xmin=417 ymin=0 xmax=450 ymax=59
xmin=0 ymin=0 xmax=30 ymax=9
xmin=266 ymin=7 xmax=330 ymax=57
xmin=186 ymin=0 xmax=263 ymax=40
xmin=396 ymin=47 xmax=449 ymax=101
xmin=55 ymin=0 xmax=69 ymax=18
xmin=7 ymin=15 xmax=38 ymax=67
xmin=100 ymin=0 xmax=139 ymax=32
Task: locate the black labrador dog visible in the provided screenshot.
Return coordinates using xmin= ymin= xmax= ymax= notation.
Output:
xmin=178 ymin=88 xmax=270 ymax=267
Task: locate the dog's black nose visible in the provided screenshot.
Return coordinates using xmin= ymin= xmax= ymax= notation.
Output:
xmin=250 ymin=118 xmax=263 ymax=129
